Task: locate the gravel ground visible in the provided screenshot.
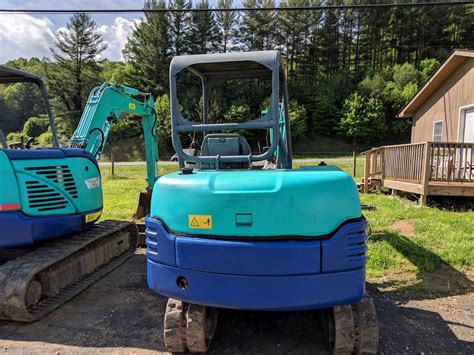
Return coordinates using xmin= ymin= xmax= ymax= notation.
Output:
xmin=0 ymin=249 xmax=472 ymax=354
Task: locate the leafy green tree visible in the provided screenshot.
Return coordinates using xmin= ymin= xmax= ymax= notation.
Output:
xmin=124 ymin=0 xmax=170 ymax=96
xmin=23 ymin=116 xmax=49 ymax=138
xmin=49 ymin=12 xmax=106 ymax=112
xmin=100 ymin=62 xmax=134 ymax=85
xmin=419 ymin=58 xmax=440 ymax=82
xmin=224 ymin=104 xmax=253 ymax=122
xmin=6 ymin=131 xmax=27 ymax=143
xmin=339 ymin=92 xmax=386 ymax=145
xmin=288 ymin=100 xmax=307 ymax=141
xmin=1 ymin=57 xmax=47 ymax=133
xmin=155 ymin=94 xmax=172 ymax=150
xmin=378 ymin=63 xmax=419 ymax=109
xmin=3 ymin=83 xmax=44 ymax=131
xmin=37 ymin=131 xmax=53 ymax=146
xmin=358 ymin=73 xmax=387 ymax=100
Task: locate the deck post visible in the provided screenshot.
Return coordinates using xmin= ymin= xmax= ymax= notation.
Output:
xmin=420 ymin=142 xmax=431 ymax=205
xmin=381 ymin=148 xmax=385 ymax=179
xmin=364 ymin=152 xmax=370 ymax=193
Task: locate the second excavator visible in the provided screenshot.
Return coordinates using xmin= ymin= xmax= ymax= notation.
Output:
xmin=0 ymin=66 xmax=158 ymax=322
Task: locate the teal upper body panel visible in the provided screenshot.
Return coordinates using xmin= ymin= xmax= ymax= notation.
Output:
xmin=0 ymin=151 xmax=21 ymax=208
xmin=7 ymin=156 xmax=102 ymax=216
xmin=150 ymin=165 xmax=362 ymax=237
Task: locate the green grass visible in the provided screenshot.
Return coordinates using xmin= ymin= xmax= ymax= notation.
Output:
xmin=100 ymin=164 xmax=177 ymax=221
xmin=99 ymin=162 xmax=473 ymax=295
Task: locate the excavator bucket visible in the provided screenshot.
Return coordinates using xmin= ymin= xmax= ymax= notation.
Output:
xmin=133 ymin=187 xmax=152 ymax=220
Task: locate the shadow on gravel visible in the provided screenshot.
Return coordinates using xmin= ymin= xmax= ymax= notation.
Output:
xmin=369 ymin=284 xmax=473 ymax=353
xmin=0 ymin=250 xmax=472 ymax=353
xmin=369 ymin=231 xmax=473 ymax=301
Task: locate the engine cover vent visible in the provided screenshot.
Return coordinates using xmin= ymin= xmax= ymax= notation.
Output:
xmin=25 ymin=165 xmax=78 ymax=199
xmin=25 ymin=180 xmax=69 ymax=212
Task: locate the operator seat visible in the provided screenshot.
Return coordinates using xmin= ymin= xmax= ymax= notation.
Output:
xmin=200 ymin=133 xmax=251 ymax=169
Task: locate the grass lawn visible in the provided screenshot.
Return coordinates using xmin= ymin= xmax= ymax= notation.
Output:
xmin=100 ymin=162 xmax=473 ymax=296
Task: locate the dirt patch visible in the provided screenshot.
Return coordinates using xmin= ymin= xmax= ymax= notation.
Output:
xmin=0 ymin=250 xmax=472 ymax=354
xmin=390 ymin=219 xmax=415 ymax=237
xmin=371 ymin=265 xmax=474 ymax=297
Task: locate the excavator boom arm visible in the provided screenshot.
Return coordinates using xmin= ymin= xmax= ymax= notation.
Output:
xmin=69 ymin=83 xmax=158 ymax=188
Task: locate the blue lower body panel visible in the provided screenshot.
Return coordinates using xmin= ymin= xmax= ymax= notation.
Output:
xmin=146 ymin=217 xmax=367 ymax=311
xmin=0 ymin=211 xmax=96 ymax=248
xmin=148 ymin=261 xmax=365 ymax=311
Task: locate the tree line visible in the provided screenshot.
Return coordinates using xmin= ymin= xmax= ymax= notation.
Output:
xmin=1 ymin=1 xmax=473 ymax=154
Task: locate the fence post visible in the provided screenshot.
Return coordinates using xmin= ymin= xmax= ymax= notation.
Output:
xmin=353 ymin=150 xmax=357 ymax=178
xmin=111 ymin=151 xmax=115 ymax=179
xmin=420 ymin=142 xmax=431 ymax=206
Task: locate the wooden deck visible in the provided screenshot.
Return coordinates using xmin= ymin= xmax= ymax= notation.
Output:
xmin=362 ymin=142 xmax=474 ymax=205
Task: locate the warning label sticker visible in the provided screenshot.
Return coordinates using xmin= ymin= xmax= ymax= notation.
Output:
xmin=188 ymin=215 xmax=212 ymax=230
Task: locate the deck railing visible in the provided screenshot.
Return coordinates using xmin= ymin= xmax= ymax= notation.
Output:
xmin=429 ymin=143 xmax=474 ymax=182
xmin=363 ymin=142 xmax=474 ymax=192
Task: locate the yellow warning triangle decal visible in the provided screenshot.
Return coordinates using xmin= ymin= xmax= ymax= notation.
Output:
xmin=190 ymin=217 xmax=200 ymax=227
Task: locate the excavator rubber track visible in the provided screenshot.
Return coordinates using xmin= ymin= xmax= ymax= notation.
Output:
xmin=0 ymin=220 xmax=138 ymax=322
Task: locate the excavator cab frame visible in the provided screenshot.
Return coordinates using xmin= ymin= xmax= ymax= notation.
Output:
xmin=0 ymin=65 xmax=59 ymax=147
xmin=169 ymin=50 xmax=292 ymax=170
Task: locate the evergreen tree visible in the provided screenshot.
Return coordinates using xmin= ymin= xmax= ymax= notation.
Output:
xmin=241 ymin=0 xmax=260 ymax=50
xmin=215 ymin=0 xmax=240 ymax=53
xmin=49 ymin=12 xmax=106 ymax=111
xmin=258 ymin=0 xmax=278 ymax=50
xmin=190 ymin=0 xmax=218 ymax=54
xmin=168 ymin=0 xmax=192 ymax=55
xmin=124 ymin=0 xmax=170 ymax=96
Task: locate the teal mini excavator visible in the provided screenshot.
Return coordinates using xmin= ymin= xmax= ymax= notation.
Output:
xmin=0 ymin=66 xmax=158 ymax=322
xmin=145 ymin=51 xmax=379 ymax=354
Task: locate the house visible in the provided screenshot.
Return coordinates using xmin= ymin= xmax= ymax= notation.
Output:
xmin=398 ymin=49 xmax=474 ymax=144
xmin=362 ymin=49 xmax=474 ymax=204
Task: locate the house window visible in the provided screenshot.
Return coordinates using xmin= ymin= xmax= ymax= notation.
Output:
xmin=433 ymin=121 xmax=443 ymax=142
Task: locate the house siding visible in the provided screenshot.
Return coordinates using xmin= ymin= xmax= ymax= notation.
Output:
xmin=411 ymin=58 xmax=474 ymax=143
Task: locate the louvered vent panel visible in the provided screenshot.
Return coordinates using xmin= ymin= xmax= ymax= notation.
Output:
xmin=345 ymin=230 xmax=367 ymax=266
xmin=25 ymin=181 xmax=68 ymax=212
xmin=25 ymin=165 xmax=78 ymax=199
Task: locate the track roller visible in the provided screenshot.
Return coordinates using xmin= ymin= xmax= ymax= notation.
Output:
xmin=164 ymin=298 xmax=219 ymax=353
xmin=323 ymin=295 xmax=378 ymax=355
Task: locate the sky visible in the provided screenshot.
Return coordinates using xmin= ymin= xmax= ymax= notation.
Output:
xmin=0 ymin=0 xmax=151 ymax=63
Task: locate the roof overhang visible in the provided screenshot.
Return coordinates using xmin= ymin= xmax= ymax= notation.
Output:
xmin=397 ymin=49 xmax=474 ymax=118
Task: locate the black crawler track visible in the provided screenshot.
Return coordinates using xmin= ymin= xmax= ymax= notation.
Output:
xmin=0 ymin=220 xmax=138 ymax=322
xmin=163 ymin=295 xmax=378 ymax=353
xmin=164 ymin=298 xmax=219 ymax=353
xmin=330 ymin=295 xmax=379 ymax=354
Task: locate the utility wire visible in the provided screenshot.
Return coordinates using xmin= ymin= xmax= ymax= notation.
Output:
xmin=0 ymin=1 xmax=473 ymax=14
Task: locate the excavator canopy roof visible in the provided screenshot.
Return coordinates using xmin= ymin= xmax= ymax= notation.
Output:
xmin=170 ymin=50 xmax=281 ymax=80
xmin=0 ymin=65 xmax=45 ymax=86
